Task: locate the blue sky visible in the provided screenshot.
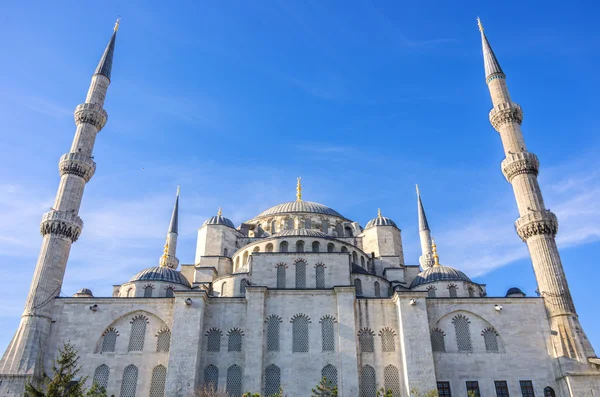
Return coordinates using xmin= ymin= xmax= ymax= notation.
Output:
xmin=1 ymin=1 xmax=599 ymax=354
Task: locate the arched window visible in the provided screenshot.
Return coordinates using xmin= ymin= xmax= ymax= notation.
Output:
xmin=321 ymin=219 xmax=329 ymax=233
xmin=361 ymin=256 xmax=365 ymax=268
xmin=312 ymin=241 xmax=320 ymax=252
xmin=264 ymin=365 xmax=280 ymax=397
xmin=149 ymin=365 xmax=167 ymax=397
xmin=226 ymin=365 xmax=243 ymax=397
xmin=101 ymin=328 xmax=118 ymax=353
xmin=203 ymin=365 xmax=219 ymax=390
xmin=380 ymin=328 xmax=395 ymax=352
xmin=360 ymin=365 xmax=376 ymax=397
xmin=482 ymin=328 xmax=499 ymax=352
xmin=93 ymin=364 xmax=109 ymax=390
xmin=206 ymin=328 xmax=222 ymax=352
xmin=448 ymin=284 xmax=457 ymax=298
xmin=266 ymin=315 xmax=281 ymax=351
xmin=144 ymin=285 xmax=153 ymax=298
xmin=295 ymin=261 xmax=306 ymax=289
xmin=279 ymin=241 xmax=289 ymax=252
xmin=430 ymin=328 xmax=446 ymax=352
xmin=240 ymin=279 xmax=248 ymax=295
xmin=358 ymin=328 xmax=374 ymax=353
xmin=322 ymin=364 xmax=338 ymax=387
xmin=327 ymin=243 xmax=334 ymax=253
xmin=253 ymin=246 xmax=260 ymax=253
xmin=228 ymin=328 xmax=243 ymax=352
xmin=128 ymin=315 xmax=147 ymax=352
xmin=427 ymin=287 xmax=436 ymax=298
xmin=315 ymin=264 xmax=325 ymax=289
xmin=336 ymin=223 xmax=344 ymax=237
xmin=305 ymin=218 xmax=312 ymax=229
xmin=266 ymin=243 xmax=274 ymax=253
xmin=468 ymin=286 xmax=475 ymax=297
xmin=126 ymin=287 xmax=133 ymax=297
xmin=224 ymin=247 xmax=228 ymax=256
xmin=120 ymin=365 xmax=138 ymax=397
xmin=352 ymin=251 xmax=358 ymax=265
xmin=270 ymin=220 xmax=277 ymax=233
xmin=165 ymin=286 xmax=174 ymax=298
xmin=321 ymin=316 xmax=335 ymax=351
xmin=156 ymin=329 xmax=171 ymax=352
xmin=292 ymin=314 xmax=310 ymax=352
xmin=544 ymin=387 xmax=556 ymax=397
xmin=276 ymin=264 xmax=286 ymax=288
xmin=243 ymin=251 xmax=249 ymax=264
xmin=296 ymin=240 xmax=305 ymax=253
xmin=345 ymin=226 xmax=353 ymax=237
xmin=341 ymin=246 xmax=348 ymax=253
xmin=384 ymin=365 xmax=401 ymax=397
xmin=374 ymin=282 xmax=381 ymax=297
xmin=221 ymin=282 xmax=227 ymax=297
xmin=453 ymin=315 xmax=472 ymax=351
xmin=354 ymin=279 xmax=363 ymax=295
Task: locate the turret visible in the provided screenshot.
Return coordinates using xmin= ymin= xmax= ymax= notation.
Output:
xmin=416 ymin=185 xmax=434 ymax=269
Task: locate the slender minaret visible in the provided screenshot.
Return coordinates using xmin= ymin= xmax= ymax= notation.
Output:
xmin=0 ymin=21 xmax=119 ymax=391
xmin=417 ymin=185 xmax=434 ymax=269
xmin=159 ymin=187 xmax=180 ymax=269
xmin=478 ymin=18 xmax=596 ymax=362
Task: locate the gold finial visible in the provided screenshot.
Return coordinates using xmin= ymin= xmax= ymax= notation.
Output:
xmin=432 ymin=238 xmax=440 ymax=267
xmin=416 ymin=184 xmax=420 ymax=196
xmin=477 ymin=17 xmax=484 ymax=32
xmin=114 ymin=17 xmax=121 ymax=32
xmin=377 ymin=208 xmax=382 ymax=218
xmin=296 ymin=177 xmax=302 ymax=202
xmin=217 ymin=206 xmax=222 ymax=217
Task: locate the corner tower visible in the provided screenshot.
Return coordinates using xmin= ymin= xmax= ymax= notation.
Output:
xmin=0 ymin=21 xmax=119 ymax=394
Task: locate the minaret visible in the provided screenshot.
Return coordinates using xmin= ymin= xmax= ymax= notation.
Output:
xmin=417 ymin=185 xmax=434 ymax=269
xmin=478 ymin=19 xmax=596 ymax=362
xmin=159 ymin=187 xmax=180 ymax=269
xmin=0 ymin=21 xmax=119 ymax=392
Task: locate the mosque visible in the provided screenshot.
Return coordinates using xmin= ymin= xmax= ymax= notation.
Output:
xmin=1 ymin=18 xmax=599 ymax=397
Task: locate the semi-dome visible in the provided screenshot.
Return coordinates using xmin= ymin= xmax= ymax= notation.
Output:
xmin=254 ymin=201 xmax=346 ymax=219
xmin=410 ymin=265 xmax=472 ymax=288
xmin=365 ymin=209 xmax=397 ymax=229
xmin=73 ymin=288 xmax=93 ymax=297
xmin=203 ymin=215 xmax=235 ymax=228
xmin=271 ymin=229 xmax=332 ymax=238
xmin=506 ymin=287 xmax=526 ymax=297
xmin=129 ymin=266 xmax=191 ymax=288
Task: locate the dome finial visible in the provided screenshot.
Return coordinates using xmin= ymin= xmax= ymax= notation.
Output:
xmin=477 ymin=16 xmax=483 ymax=32
xmin=217 ymin=206 xmax=222 ymax=217
xmin=377 ymin=208 xmax=382 ymax=218
xmin=432 ymin=238 xmax=440 ymax=267
xmin=296 ymin=177 xmax=302 ymax=202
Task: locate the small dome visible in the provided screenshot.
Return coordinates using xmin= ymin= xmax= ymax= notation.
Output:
xmin=253 ymin=201 xmax=346 ymax=219
xmin=203 ymin=215 xmax=235 ymax=228
xmin=410 ymin=265 xmax=472 ymax=288
xmin=271 ymin=229 xmax=332 ymax=238
xmin=506 ymin=287 xmax=526 ymax=297
xmin=73 ymin=288 xmax=93 ymax=297
xmin=129 ymin=266 xmax=191 ymax=288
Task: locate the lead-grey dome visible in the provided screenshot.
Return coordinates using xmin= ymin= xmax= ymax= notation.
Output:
xmin=203 ymin=215 xmax=235 ymax=228
xmin=129 ymin=266 xmax=191 ymax=288
xmin=410 ymin=265 xmax=472 ymax=288
xmin=365 ymin=216 xmax=397 ymax=229
xmin=271 ymin=229 xmax=332 ymax=238
xmin=254 ymin=201 xmax=346 ymax=219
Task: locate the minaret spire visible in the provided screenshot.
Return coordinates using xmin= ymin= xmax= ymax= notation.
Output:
xmin=160 ymin=187 xmax=180 ymax=269
xmin=0 ymin=22 xmax=118 ymax=393
xmin=416 ymin=185 xmax=434 ymax=269
xmin=479 ymin=20 xmax=596 ymax=365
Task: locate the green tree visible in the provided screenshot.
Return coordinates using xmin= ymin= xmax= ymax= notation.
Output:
xmin=311 ymin=377 xmax=337 ymax=397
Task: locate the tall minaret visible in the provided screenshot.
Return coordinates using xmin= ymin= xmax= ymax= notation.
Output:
xmin=478 ymin=19 xmax=596 ymax=362
xmin=159 ymin=187 xmax=180 ymax=269
xmin=0 ymin=21 xmax=119 ymax=391
xmin=417 ymin=185 xmax=434 ymax=269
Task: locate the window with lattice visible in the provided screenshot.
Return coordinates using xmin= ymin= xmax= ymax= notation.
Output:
xmin=494 ymin=381 xmax=509 ymax=397
xmin=374 ymin=282 xmax=381 ymax=297
xmin=295 ymin=261 xmax=306 ymax=289
xmin=165 ymin=287 xmax=174 ymax=298
xmin=93 ymin=364 xmax=109 ymax=390
xmin=437 ymin=381 xmax=451 ymax=397
xmin=430 ymin=329 xmax=446 ymax=352
xmin=360 ymin=365 xmax=376 ymax=397
xmin=128 ymin=315 xmax=147 ymax=352
xmin=264 ymin=364 xmax=280 ymax=397
xmin=358 ymin=329 xmax=374 ymax=353
xmin=544 ymin=387 xmax=556 ymax=397
xmin=228 ymin=329 xmax=243 ymax=352
xmin=315 ymin=265 xmax=325 ymax=289
xmin=322 ymin=364 xmax=337 ymax=387
xmin=276 ymin=265 xmax=286 ymax=288
xmin=149 ymin=365 xmax=167 ymax=397
xmin=156 ymin=329 xmax=171 ymax=352
xmin=119 ymin=365 xmax=138 ymax=397
xmin=144 ymin=285 xmax=153 ymax=298
xmin=380 ymin=328 xmax=395 ymax=352
xmin=427 ymin=287 xmax=436 ymax=298
xmin=204 ymin=365 xmax=219 ymax=390
xmin=227 ymin=365 xmax=243 ymax=397
xmin=384 ymin=365 xmax=401 ymax=397
xmin=321 ymin=317 xmax=335 ymax=351
xmin=240 ymin=279 xmax=248 ymax=295
xmin=206 ymin=328 xmax=222 ymax=352
xmin=292 ymin=314 xmax=310 ymax=352
xmin=482 ymin=328 xmax=499 ymax=352
xmin=101 ymin=328 xmax=118 ymax=353
xmin=466 ymin=381 xmax=480 ymax=397
xmin=266 ymin=315 xmax=281 ymax=351
xmin=354 ymin=279 xmax=363 ymax=295
xmin=520 ymin=380 xmax=535 ymax=397
xmin=312 ymin=241 xmax=320 ymax=252
xmin=453 ymin=315 xmax=472 ymax=352
xmin=448 ymin=285 xmax=457 ymax=298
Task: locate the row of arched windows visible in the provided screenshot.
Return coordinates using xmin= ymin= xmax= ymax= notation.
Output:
xmin=264 ymin=314 xmax=336 ymax=352
xmin=357 ymin=328 xmax=397 ymax=353
xmin=99 ymin=316 xmax=171 ymax=354
xmin=354 ymin=279 xmax=390 ymax=297
xmin=430 ymin=315 xmax=499 ymax=353
xmin=205 ymin=328 xmax=244 ymax=352
xmin=93 ymin=363 xmax=166 ymax=397
xmin=360 ymin=365 xmax=401 ymax=397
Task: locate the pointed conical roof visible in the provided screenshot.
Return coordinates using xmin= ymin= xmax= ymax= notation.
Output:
xmin=94 ymin=20 xmax=119 ymax=80
xmin=416 ymin=185 xmax=429 ymax=231
xmin=168 ymin=187 xmax=179 ymax=234
xmin=478 ymin=18 xmax=504 ymax=80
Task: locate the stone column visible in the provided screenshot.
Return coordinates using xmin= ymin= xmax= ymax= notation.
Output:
xmin=243 ymin=286 xmax=266 ymax=393
xmin=334 ymin=286 xmax=359 ymax=395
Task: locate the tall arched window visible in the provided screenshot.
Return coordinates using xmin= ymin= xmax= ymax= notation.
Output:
xmin=296 ymin=240 xmax=305 ymax=253
xmin=321 ymin=219 xmax=329 ymax=233
xmin=352 ymin=251 xmax=358 ymax=265
xmin=240 ymin=279 xmax=248 ymax=295
xmin=295 ymin=261 xmax=306 ymax=289
xmin=341 ymin=246 xmax=348 ymax=253
xmin=228 ymin=328 xmax=243 ymax=352
xmin=206 ymin=328 xmax=222 ymax=352
xmin=203 ymin=365 xmax=219 ymax=390
xmin=227 ymin=365 xmax=243 ymax=397
xmin=315 ymin=264 xmax=325 ymax=289
xmin=354 ymin=279 xmax=363 ymax=295
xmin=221 ymin=282 xmax=227 ymax=297
xmin=93 ymin=364 xmax=109 ymax=390
xmin=149 ymin=365 xmax=167 ymax=397
xmin=266 ymin=315 xmax=281 ymax=351
xmin=374 ymin=282 xmax=381 ymax=297
xmin=384 ymin=365 xmax=401 ymax=397
xmin=345 ymin=226 xmax=353 ymax=237
xmin=327 ymin=243 xmax=334 ymax=252
xmin=305 ymin=218 xmax=311 ymax=229
xmin=144 ymin=285 xmax=153 ymax=298
xmin=156 ymin=329 xmax=171 ymax=353
xmin=380 ymin=328 xmax=395 ymax=352
xmin=322 ymin=364 xmax=337 ymax=387
xmin=266 ymin=243 xmax=274 ymax=253
xmin=101 ymin=328 xmax=118 ymax=353
xmin=482 ymin=328 xmax=499 ymax=352
xmin=120 ymin=365 xmax=138 ymax=397
xmin=448 ymin=284 xmax=458 ymax=297
xmin=312 ymin=241 xmax=320 ymax=252
xmin=361 ymin=256 xmax=365 ymax=268
xmin=276 ymin=264 xmax=286 ymax=288
xmin=165 ymin=286 xmax=174 ymax=298
xmin=430 ymin=328 xmax=446 ymax=352
xmin=453 ymin=315 xmax=472 ymax=351
xmin=264 ymin=365 xmax=280 ymax=397
xmin=544 ymin=387 xmax=556 ymax=397
xmin=427 ymin=287 xmax=436 ymax=298
xmin=279 ymin=241 xmax=289 ymax=252
xmin=358 ymin=329 xmax=374 ymax=353
xmin=321 ymin=316 xmax=335 ymax=351
xmin=360 ymin=365 xmax=376 ymax=397
xmin=128 ymin=315 xmax=147 ymax=352
xmin=292 ymin=314 xmax=310 ymax=352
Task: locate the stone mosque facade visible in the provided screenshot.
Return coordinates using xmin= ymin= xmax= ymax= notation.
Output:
xmin=1 ymin=18 xmax=600 ymax=397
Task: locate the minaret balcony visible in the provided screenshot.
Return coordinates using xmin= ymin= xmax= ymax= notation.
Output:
xmin=489 ymin=102 xmax=523 ymax=131
xmin=40 ymin=210 xmax=83 ymax=242
xmin=74 ymin=103 xmax=107 ymax=130
xmin=58 ymin=153 xmax=97 ymax=182
xmin=515 ymin=210 xmax=558 ymax=241
xmin=501 ymin=151 xmax=539 ymax=182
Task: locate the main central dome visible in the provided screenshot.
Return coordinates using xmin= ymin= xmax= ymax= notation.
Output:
xmin=253 ymin=201 xmax=346 ymax=219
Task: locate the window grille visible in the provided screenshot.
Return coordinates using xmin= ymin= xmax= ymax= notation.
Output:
xmin=156 ymin=329 xmax=171 ymax=352
xmin=266 ymin=315 xmax=281 ymax=351
xmin=374 ymin=282 xmax=381 ymax=297
xmin=266 ymin=243 xmax=274 ymax=252
xmin=384 ymin=365 xmax=401 ymax=397
xmin=468 ymin=287 xmax=475 ymax=297
xmin=101 ymin=328 xmax=118 ymax=353
xmin=354 ymin=279 xmax=363 ymax=295
xmin=165 ymin=287 xmax=174 ymax=298
xmin=295 ymin=261 xmax=306 ymax=289
xmin=321 ymin=317 xmax=335 ymax=351
xmin=466 ymin=381 xmax=480 ymax=397
xmin=482 ymin=328 xmax=499 ymax=352
xmin=203 ymin=365 xmax=219 ymax=390
xmin=327 ymin=243 xmax=334 ymax=253
xmin=264 ymin=364 xmax=280 ymax=397
xmin=448 ymin=285 xmax=457 ymax=298
xmin=494 ymin=381 xmax=510 ymax=397
xmin=149 ymin=365 xmax=167 ymax=397
xmin=128 ymin=315 xmax=147 ymax=352
xmin=280 ymin=241 xmax=289 ymax=252
xmin=380 ymin=328 xmax=395 ymax=352
xmin=520 ymin=380 xmax=535 ymax=397
xmin=360 ymin=365 xmax=376 ymax=397
xmin=206 ymin=328 xmax=222 ymax=352
xmin=452 ymin=315 xmax=472 ymax=352
xmin=228 ymin=329 xmax=243 ymax=352
xmin=427 ymin=287 xmax=436 ymax=298
xmin=276 ymin=265 xmax=286 ymax=288
xmin=437 ymin=381 xmax=451 ymax=397
xmin=296 ymin=240 xmax=305 ymax=253
xmin=358 ymin=329 xmax=374 ymax=353
xmin=315 ymin=265 xmax=325 ymax=289
xmin=226 ymin=365 xmax=243 ymax=397
xmin=321 ymin=364 xmax=337 ymax=387
xmin=292 ymin=314 xmax=310 ymax=352
xmin=305 ymin=219 xmax=312 ymax=229
xmin=144 ymin=285 xmax=153 ymax=298
xmin=544 ymin=387 xmax=556 ymax=397
xmin=119 ymin=365 xmax=138 ymax=397
xmin=221 ymin=282 xmax=227 ymax=296
xmin=312 ymin=241 xmax=320 ymax=252
xmin=93 ymin=364 xmax=109 ymax=390
xmin=430 ymin=329 xmax=446 ymax=352
xmin=240 ymin=279 xmax=248 ymax=295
